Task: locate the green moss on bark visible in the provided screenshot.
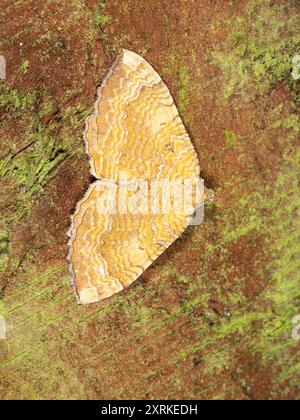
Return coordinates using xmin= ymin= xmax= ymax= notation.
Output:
xmin=213 ymin=2 xmax=300 ymax=99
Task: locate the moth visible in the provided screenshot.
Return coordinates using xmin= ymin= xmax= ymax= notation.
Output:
xmin=68 ymin=50 xmax=206 ymax=304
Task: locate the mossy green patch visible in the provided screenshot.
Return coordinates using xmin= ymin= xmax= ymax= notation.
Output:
xmin=0 ymin=84 xmax=88 ymax=222
xmin=0 ymin=230 xmax=9 ymax=273
xmin=225 ymin=129 xmax=237 ymax=149
xmin=291 ymin=54 xmax=300 ymax=81
xmin=39 ymin=97 xmax=58 ymax=118
xmin=0 ymin=85 xmax=40 ymax=114
xmin=122 ymin=304 xmax=160 ymax=329
xmin=272 ymin=114 xmax=300 ymax=133
xmin=0 ymin=126 xmax=72 ymax=220
xmin=95 ymin=14 xmax=112 ymax=27
xmin=213 ymin=2 xmax=300 ymax=99
xmin=0 ymin=231 xmax=9 ymax=254
xmin=204 ymin=347 xmax=235 ymax=376
xmin=21 ymin=59 xmax=30 ymax=74
xmin=94 ymin=1 xmax=112 ymax=28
